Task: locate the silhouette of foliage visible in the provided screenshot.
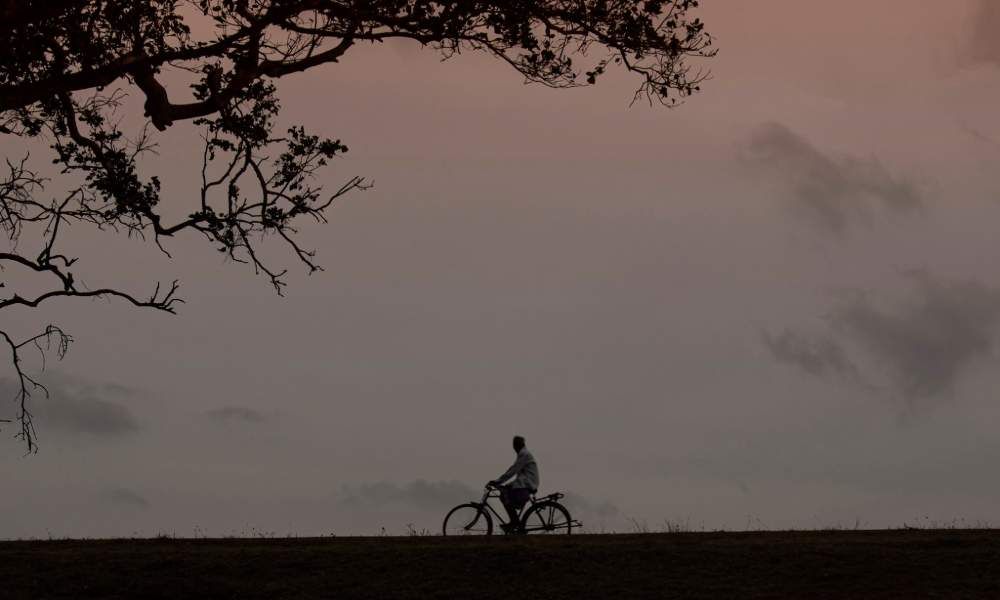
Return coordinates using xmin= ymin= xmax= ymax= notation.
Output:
xmin=0 ymin=0 xmax=714 ymax=450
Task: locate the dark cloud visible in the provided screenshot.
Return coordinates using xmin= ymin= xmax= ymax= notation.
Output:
xmin=966 ymin=1 xmax=1000 ymax=66
xmin=762 ymin=329 xmax=860 ymax=382
xmin=831 ymin=273 xmax=1000 ymax=398
xmin=205 ymin=406 xmax=267 ymax=424
xmin=103 ymin=487 xmax=150 ymax=509
xmin=744 ymin=122 xmax=922 ymax=235
xmin=339 ymin=480 xmax=478 ymax=512
xmin=1 ymin=373 xmax=139 ymax=437
xmin=767 ymin=273 xmax=1000 ymax=400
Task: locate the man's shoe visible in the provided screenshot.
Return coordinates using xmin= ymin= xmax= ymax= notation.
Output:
xmin=500 ymin=523 xmax=516 ymax=534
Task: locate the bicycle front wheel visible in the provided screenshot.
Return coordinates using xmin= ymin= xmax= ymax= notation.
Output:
xmin=521 ymin=501 xmax=573 ymax=534
xmin=442 ymin=503 xmax=493 ymax=536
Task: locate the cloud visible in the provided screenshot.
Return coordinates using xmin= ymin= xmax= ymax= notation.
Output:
xmin=965 ymin=1 xmax=1000 ymax=66
xmin=1 ymin=373 xmax=139 ymax=437
xmin=205 ymin=406 xmax=267 ymax=424
xmin=762 ymin=329 xmax=860 ymax=382
xmin=831 ymin=273 xmax=1000 ymax=398
xmin=767 ymin=272 xmax=1000 ymax=400
xmin=103 ymin=487 xmax=150 ymax=509
xmin=744 ymin=122 xmax=922 ymax=235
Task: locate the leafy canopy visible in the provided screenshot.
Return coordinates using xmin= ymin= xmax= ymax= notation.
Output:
xmin=0 ymin=0 xmax=713 ymax=450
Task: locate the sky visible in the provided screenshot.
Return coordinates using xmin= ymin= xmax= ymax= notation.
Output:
xmin=3 ymin=1 xmax=1000 ymax=537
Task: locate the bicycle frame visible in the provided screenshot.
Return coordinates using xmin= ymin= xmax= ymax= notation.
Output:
xmin=473 ymin=488 xmax=515 ymax=528
xmin=476 ymin=487 xmax=578 ymax=533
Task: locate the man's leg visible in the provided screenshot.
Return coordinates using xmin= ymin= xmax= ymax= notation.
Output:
xmin=510 ymin=489 xmax=531 ymax=532
xmin=499 ymin=486 xmax=521 ymax=530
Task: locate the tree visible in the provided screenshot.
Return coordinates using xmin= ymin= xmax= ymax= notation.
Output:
xmin=0 ymin=0 xmax=714 ymax=450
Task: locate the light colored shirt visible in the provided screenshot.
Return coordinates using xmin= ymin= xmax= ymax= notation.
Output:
xmin=496 ymin=448 xmax=540 ymax=491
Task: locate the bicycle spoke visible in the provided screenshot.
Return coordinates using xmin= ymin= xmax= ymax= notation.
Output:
xmin=463 ymin=513 xmax=487 ymax=533
xmin=522 ymin=502 xmax=572 ymax=535
xmin=443 ymin=504 xmax=492 ymax=536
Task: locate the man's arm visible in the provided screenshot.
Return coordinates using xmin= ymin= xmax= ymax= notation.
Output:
xmin=493 ymin=452 xmax=528 ymax=485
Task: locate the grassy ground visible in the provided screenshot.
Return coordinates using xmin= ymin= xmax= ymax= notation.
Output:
xmin=2 ymin=530 xmax=1000 ymax=599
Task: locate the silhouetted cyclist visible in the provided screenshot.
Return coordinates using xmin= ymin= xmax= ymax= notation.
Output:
xmin=487 ymin=435 xmax=539 ymax=533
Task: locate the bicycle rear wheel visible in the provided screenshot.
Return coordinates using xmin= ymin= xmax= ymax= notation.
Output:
xmin=442 ymin=503 xmax=493 ymax=536
xmin=520 ymin=501 xmax=572 ymax=534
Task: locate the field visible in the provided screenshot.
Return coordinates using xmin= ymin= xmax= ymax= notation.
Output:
xmin=2 ymin=530 xmax=999 ymax=599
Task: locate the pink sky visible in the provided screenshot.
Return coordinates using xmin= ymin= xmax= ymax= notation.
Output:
xmin=3 ymin=1 xmax=1000 ymax=536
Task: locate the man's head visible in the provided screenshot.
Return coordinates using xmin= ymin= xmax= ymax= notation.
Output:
xmin=512 ymin=435 xmax=525 ymax=452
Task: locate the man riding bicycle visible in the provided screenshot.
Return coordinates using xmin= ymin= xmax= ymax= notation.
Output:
xmin=487 ymin=435 xmax=539 ymax=533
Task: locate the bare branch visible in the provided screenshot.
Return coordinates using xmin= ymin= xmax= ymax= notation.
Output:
xmin=1 ymin=325 xmax=72 ymax=453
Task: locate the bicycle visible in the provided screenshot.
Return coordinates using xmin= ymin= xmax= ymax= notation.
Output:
xmin=442 ymin=484 xmax=580 ymax=535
